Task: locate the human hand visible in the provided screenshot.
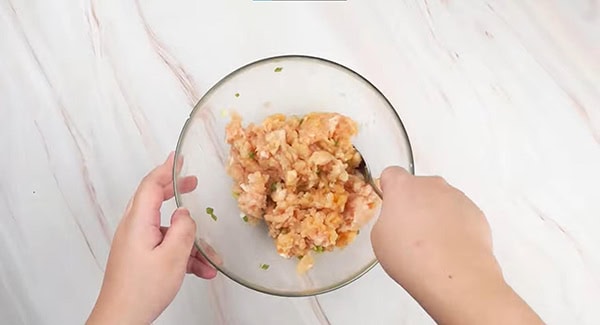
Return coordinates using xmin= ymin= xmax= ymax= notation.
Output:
xmin=87 ymin=153 xmax=216 ymax=325
xmin=372 ymin=167 xmax=499 ymax=290
xmin=371 ymin=167 xmax=543 ymax=325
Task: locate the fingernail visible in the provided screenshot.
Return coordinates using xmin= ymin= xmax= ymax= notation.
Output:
xmin=175 ymin=207 xmax=190 ymax=215
xmin=165 ymin=151 xmax=176 ymax=163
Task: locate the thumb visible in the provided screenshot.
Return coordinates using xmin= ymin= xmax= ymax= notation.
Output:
xmin=371 ymin=167 xmax=409 ymax=253
xmin=376 ymin=166 xmax=411 ymax=221
xmin=158 ymin=208 xmax=197 ymax=268
xmin=379 ymin=166 xmax=410 ymax=196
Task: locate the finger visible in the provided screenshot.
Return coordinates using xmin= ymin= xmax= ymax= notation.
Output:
xmin=124 ymin=197 xmax=134 ymax=216
xmin=195 ymin=239 xmax=223 ymax=266
xmin=163 ymin=175 xmax=198 ymax=200
xmin=160 ymin=226 xmax=168 ymax=237
xmin=380 ymin=166 xmax=410 ymax=195
xmin=374 ymin=167 xmax=410 ymax=231
xmin=175 ymin=153 xmax=184 ymax=173
xmin=164 ymin=226 xmax=217 ymax=279
xmin=187 ymin=257 xmax=217 ymax=279
xmin=130 ymin=152 xmax=175 ymax=223
xmin=157 ymin=208 xmax=197 ymax=269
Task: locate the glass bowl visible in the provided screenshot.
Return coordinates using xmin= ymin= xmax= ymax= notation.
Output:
xmin=173 ymin=55 xmax=414 ymax=297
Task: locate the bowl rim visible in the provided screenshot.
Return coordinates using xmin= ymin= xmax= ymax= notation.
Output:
xmin=173 ymin=54 xmax=415 ymax=297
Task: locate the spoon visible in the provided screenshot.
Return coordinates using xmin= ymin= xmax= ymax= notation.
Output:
xmin=354 ymin=146 xmax=383 ymax=199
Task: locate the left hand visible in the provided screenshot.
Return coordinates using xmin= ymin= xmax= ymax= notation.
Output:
xmin=87 ymin=153 xmax=217 ymax=325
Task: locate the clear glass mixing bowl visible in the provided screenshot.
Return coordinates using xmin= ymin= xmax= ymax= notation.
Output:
xmin=173 ymin=55 xmax=414 ymax=296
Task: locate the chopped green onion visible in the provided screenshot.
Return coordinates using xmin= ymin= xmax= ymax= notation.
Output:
xmin=206 ymin=207 xmax=217 ymax=221
xmin=248 ymin=152 xmax=255 ymax=159
xmin=313 ymin=246 xmax=324 ymax=253
xmin=274 ymin=67 xmax=283 ymax=72
xmin=243 ymin=215 xmax=249 ymax=222
xmin=235 ymin=92 xmax=240 ymax=97
xmin=270 ymin=182 xmax=277 ymax=192
xmin=260 ymin=263 xmax=270 ymax=270
xmin=232 ymin=191 xmax=240 ymax=198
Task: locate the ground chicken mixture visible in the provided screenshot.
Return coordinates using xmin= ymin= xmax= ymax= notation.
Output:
xmin=225 ymin=112 xmax=380 ymax=273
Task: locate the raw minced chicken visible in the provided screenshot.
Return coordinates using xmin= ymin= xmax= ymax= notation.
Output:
xmin=225 ymin=112 xmax=380 ymax=273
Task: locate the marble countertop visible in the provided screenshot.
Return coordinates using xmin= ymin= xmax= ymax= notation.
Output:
xmin=1 ymin=0 xmax=599 ymax=324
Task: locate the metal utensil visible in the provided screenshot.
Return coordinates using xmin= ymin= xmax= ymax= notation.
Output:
xmin=354 ymin=146 xmax=383 ymax=199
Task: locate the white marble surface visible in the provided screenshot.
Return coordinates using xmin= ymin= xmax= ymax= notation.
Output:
xmin=1 ymin=0 xmax=599 ymax=324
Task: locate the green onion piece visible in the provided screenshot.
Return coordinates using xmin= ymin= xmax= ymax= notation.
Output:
xmin=232 ymin=191 xmax=239 ymax=198
xmin=206 ymin=207 xmax=217 ymax=221
xmin=248 ymin=152 xmax=255 ymax=159
xmin=270 ymin=182 xmax=277 ymax=192
xmin=274 ymin=67 xmax=283 ymax=72
xmin=235 ymin=92 xmax=240 ymax=97
xmin=243 ymin=215 xmax=249 ymax=222
xmin=260 ymin=263 xmax=270 ymax=270
xmin=313 ymin=246 xmax=324 ymax=253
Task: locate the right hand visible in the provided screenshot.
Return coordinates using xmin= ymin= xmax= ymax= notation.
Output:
xmin=371 ymin=167 xmax=543 ymax=325
xmin=372 ymin=167 xmax=501 ymax=290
